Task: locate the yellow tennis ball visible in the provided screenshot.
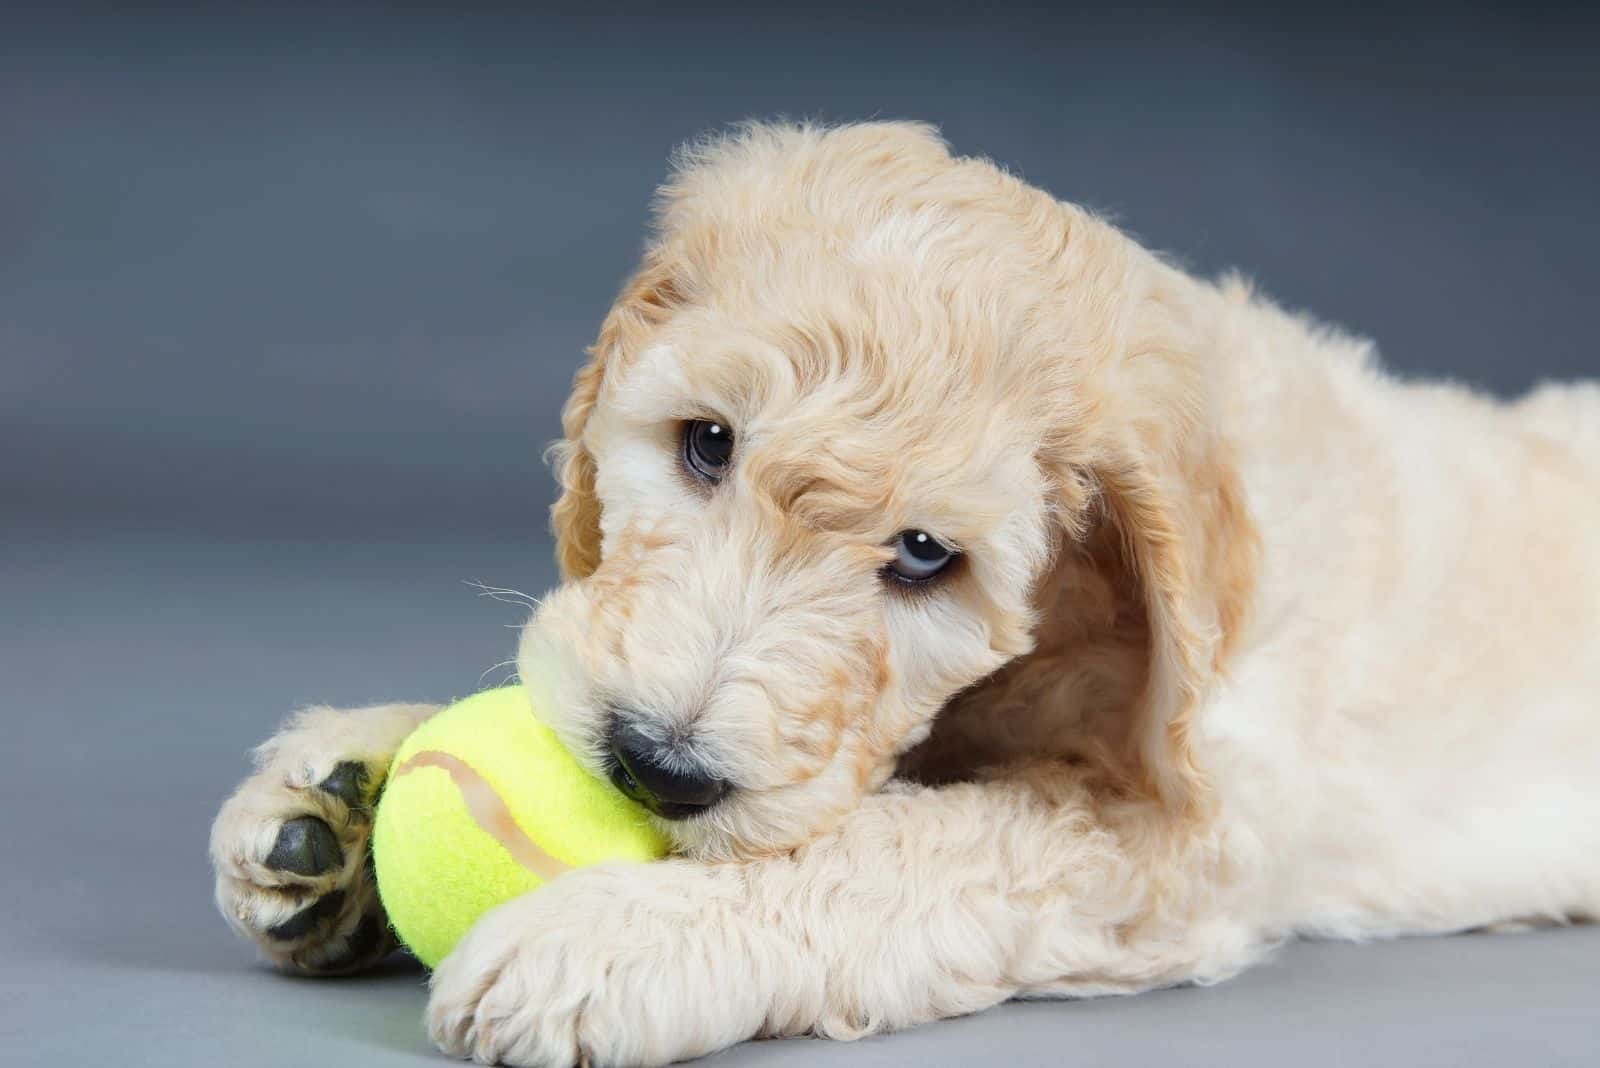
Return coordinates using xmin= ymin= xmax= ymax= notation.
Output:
xmin=371 ymin=686 xmax=668 ymax=968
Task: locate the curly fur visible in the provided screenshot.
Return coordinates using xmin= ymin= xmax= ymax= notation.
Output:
xmin=213 ymin=121 xmax=1600 ymax=1066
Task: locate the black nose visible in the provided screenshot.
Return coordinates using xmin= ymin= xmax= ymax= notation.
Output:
xmin=608 ymin=718 xmax=728 ymax=820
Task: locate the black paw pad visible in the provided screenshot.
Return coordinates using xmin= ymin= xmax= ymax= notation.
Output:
xmin=265 ymin=816 xmax=343 ymax=877
xmin=315 ymin=913 xmax=392 ymax=973
xmin=267 ymin=890 xmax=347 ymax=942
xmin=316 ymin=761 xmax=371 ymax=809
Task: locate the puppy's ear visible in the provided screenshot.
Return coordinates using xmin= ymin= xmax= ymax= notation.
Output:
xmin=550 ymin=255 xmax=681 ymax=580
xmin=1066 ymin=270 xmax=1261 ymax=819
xmin=1094 ymin=439 xmax=1257 ymax=817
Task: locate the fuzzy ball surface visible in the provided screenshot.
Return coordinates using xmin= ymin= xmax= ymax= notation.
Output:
xmin=371 ymin=687 xmax=668 ymax=968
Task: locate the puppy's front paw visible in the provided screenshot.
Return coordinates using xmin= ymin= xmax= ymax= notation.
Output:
xmin=211 ymin=747 xmax=392 ymax=975
xmin=426 ymin=864 xmax=776 ymax=1067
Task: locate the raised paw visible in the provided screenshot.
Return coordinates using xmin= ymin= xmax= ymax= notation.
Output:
xmin=212 ymin=754 xmax=393 ymax=974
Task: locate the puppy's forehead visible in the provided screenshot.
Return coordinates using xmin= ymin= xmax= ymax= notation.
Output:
xmin=655 ymin=264 xmax=1015 ymax=399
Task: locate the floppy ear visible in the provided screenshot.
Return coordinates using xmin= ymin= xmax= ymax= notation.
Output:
xmin=1066 ymin=271 xmax=1261 ymax=819
xmin=549 ymin=255 xmax=681 ymax=580
xmin=1094 ymin=438 xmax=1258 ymax=817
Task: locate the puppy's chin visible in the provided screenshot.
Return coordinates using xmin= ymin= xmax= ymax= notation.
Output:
xmin=685 ymin=757 xmax=894 ymax=864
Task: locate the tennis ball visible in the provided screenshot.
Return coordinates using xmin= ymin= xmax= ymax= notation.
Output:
xmin=371 ymin=686 xmax=668 ymax=968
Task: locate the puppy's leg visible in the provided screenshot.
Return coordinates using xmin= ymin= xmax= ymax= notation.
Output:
xmin=210 ymin=702 xmax=437 ymax=974
xmin=426 ymin=763 xmax=1263 ymax=1067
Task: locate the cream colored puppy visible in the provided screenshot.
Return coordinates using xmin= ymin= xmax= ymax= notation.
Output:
xmin=211 ymin=122 xmax=1600 ymax=1065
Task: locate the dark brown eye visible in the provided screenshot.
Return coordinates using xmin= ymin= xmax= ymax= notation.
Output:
xmin=885 ymin=530 xmax=956 ymax=584
xmin=682 ymin=419 xmax=734 ymax=483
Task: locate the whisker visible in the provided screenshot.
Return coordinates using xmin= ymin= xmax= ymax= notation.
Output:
xmin=463 ymin=579 xmax=545 ymax=612
xmin=478 ymin=658 xmax=522 ymax=688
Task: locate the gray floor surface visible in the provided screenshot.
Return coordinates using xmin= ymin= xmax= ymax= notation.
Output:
xmin=3 ymin=530 xmax=1597 ymax=1066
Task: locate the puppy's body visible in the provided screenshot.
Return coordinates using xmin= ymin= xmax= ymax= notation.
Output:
xmin=920 ymin=280 xmax=1600 ymax=942
xmin=1210 ymin=334 xmax=1600 ymax=939
xmin=211 ymin=123 xmax=1600 ymax=1064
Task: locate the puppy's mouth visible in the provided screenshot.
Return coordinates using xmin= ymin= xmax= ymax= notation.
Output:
xmin=606 ymin=758 xmax=724 ymax=821
xmin=602 ymin=716 xmax=732 ymax=822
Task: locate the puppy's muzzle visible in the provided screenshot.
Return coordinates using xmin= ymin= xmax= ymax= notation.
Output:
xmin=607 ymin=713 xmax=729 ymax=820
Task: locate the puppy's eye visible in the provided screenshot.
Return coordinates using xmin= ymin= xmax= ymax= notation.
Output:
xmin=682 ymin=419 xmax=735 ymax=483
xmin=885 ymin=530 xmax=956 ymax=585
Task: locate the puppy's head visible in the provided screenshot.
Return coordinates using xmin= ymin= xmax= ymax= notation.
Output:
xmin=521 ymin=122 xmax=1254 ymax=858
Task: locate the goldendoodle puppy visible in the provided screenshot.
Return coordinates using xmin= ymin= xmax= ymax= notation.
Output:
xmin=212 ymin=121 xmax=1600 ymax=1067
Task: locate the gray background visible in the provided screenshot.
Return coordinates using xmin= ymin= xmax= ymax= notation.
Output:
xmin=3 ymin=3 xmax=1598 ymax=1065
